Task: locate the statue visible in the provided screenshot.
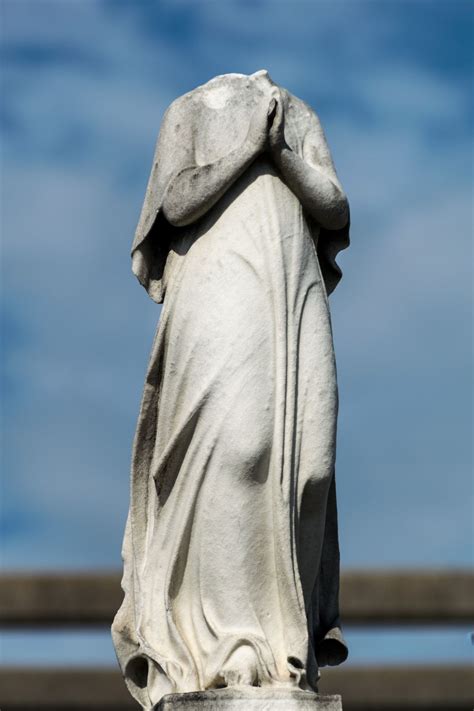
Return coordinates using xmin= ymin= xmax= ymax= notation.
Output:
xmin=113 ymin=70 xmax=350 ymax=710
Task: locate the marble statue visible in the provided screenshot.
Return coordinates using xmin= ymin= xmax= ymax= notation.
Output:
xmin=113 ymin=70 xmax=350 ymax=710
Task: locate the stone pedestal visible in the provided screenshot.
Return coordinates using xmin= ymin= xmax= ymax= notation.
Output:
xmin=155 ymin=687 xmax=342 ymax=710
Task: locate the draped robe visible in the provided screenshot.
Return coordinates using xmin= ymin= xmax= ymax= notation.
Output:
xmin=112 ymin=73 xmax=350 ymax=711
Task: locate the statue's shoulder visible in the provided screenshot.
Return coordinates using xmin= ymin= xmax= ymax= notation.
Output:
xmin=170 ymin=74 xmax=247 ymax=104
xmin=283 ymin=90 xmax=319 ymax=125
xmin=282 ymin=92 xmax=327 ymax=149
xmin=162 ymin=75 xmax=247 ymax=132
xmin=161 ymin=91 xmax=194 ymax=124
xmin=173 ymin=74 xmax=264 ymax=114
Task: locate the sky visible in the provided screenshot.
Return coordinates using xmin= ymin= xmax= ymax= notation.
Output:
xmin=1 ymin=0 xmax=472 ymax=666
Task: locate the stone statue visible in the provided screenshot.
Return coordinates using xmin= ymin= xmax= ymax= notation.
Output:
xmin=113 ymin=70 xmax=350 ymax=710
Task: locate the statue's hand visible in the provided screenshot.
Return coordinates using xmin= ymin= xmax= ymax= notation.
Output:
xmin=247 ymin=95 xmax=277 ymax=154
xmin=268 ymin=88 xmax=287 ymax=154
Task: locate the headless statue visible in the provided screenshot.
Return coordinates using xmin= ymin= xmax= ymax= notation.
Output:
xmin=113 ymin=70 xmax=350 ymax=710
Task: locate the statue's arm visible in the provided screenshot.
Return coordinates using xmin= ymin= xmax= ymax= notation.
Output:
xmin=269 ymin=94 xmax=349 ymax=231
xmin=162 ymin=96 xmax=275 ymax=227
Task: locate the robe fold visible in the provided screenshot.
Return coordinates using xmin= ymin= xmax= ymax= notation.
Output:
xmin=112 ymin=73 xmax=349 ymax=711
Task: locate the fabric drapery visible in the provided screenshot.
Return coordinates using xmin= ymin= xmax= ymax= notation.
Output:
xmin=113 ymin=75 xmax=349 ymax=711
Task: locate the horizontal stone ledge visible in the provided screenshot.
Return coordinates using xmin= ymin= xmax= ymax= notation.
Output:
xmin=1 ymin=569 xmax=473 ymax=626
xmin=0 ymin=665 xmax=472 ymax=709
xmin=156 ymin=689 xmax=342 ymax=710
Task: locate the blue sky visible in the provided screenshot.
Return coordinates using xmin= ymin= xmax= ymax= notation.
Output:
xmin=1 ymin=0 xmax=472 ymax=665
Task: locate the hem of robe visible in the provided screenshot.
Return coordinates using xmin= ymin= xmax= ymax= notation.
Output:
xmin=114 ymin=624 xmax=348 ymax=711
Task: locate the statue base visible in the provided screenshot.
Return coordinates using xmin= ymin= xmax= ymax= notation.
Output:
xmin=155 ymin=687 xmax=342 ymax=710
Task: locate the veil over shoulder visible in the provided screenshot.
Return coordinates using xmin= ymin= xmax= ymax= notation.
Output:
xmin=130 ymin=80 xmax=349 ymax=304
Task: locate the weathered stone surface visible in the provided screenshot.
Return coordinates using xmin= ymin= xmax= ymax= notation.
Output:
xmin=155 ymin=688 xmax=342 ymax=710
xmin=113 ymin=70 xmax=350 ymax=710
